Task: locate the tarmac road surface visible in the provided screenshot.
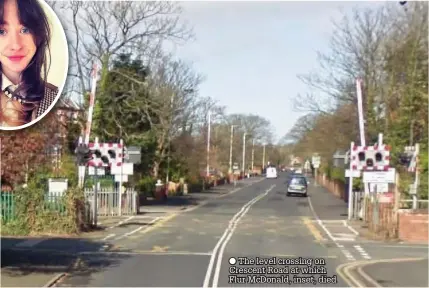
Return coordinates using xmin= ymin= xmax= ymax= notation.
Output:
xmin=56 ymin=174 xmax=347 ymax=287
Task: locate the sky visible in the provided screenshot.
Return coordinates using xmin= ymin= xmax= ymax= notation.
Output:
xmin=167 ymin=1 xmax=383 ymax=143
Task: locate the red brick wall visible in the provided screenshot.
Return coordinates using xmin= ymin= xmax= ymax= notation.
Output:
xmin=398 ymin=211 xmax=429 ymax=243
xmin=316 ymin=174 xmax=346 ymax=200
xmin=364 ymin=199 xmax=397 ymax=239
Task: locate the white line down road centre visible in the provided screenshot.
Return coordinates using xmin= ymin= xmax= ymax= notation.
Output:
xmin=203 ymin=184 xmax=276 ymax=288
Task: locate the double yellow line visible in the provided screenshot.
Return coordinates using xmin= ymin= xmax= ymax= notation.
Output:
xmin=336 ymin=257 xmax=426 ymax=287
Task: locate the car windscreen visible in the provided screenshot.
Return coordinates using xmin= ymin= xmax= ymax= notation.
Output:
xmin=290 ymin=177 xmax=306 ymax=185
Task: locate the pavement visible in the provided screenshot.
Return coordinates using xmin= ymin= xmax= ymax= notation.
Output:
xmin=1 ymin=173 xmax=428 ymax=287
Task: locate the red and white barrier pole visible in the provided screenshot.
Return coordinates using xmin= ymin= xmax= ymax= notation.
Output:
xmin=79 ymin=64 xmax=99 ymax=187
xmin=85 ymin=64 xmax=99 ymax=145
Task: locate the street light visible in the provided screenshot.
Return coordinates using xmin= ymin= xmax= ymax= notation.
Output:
xmin=206 ymin=110 xmax=211 ymax=177
xmin=262 ymin=143 xmax=266 ymax=170
xmin=242 ymin=132 xmax=246 ymax=175
xmin=228 ymin=125 xmax=237 ymax=174
xmin=251 ymin=139 xmax=255 ymax=172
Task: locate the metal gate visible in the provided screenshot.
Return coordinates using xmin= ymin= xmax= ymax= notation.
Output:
xmin=84 ymin=187 xmax=138 ymax=218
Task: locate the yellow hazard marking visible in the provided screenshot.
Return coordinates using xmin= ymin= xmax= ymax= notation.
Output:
xmin=302 ymin=216 xmax=324 ymax=242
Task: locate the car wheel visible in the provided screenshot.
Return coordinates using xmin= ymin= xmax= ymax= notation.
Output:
xmin=302 ymin=193 xmax=307 ymax=197
xmin=286 ymin=192 xmax=291 ymax=197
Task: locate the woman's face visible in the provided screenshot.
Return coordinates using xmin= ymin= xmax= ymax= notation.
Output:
xmin=0 ymin=0 xmax=37 ymax=83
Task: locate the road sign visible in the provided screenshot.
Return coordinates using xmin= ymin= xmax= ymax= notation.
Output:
xmin=110 ymin=162 xmax=134 ymax=175
xmin=115 ymin=174 xmax=128 ymax=183
xmin=88 ymin=167 xmax=105 ymax=176
xmin=312 ymin=156 xmax=321 ymax=168
xmin=369 ymin=183 xmax=388 ymax=193
xmin=378 ymin=192 xmax=394 ymax=203
xmin=125 ymin=146 xmax=141 ymax=164
xmin=345 ymin=169 xmax=361 ymax=178
xmin=363 ymin=169 xmax=396 ymax=183
xmin=304 ymin=160 xmax=310 ymax=170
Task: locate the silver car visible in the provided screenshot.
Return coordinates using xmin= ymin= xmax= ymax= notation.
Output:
xmin=286 ymin=176 xmax=308 ymax=197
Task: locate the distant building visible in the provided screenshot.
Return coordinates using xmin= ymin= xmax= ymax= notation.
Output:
xmin=46 ymin=98 xmax=85 ymax=168
xmin=56 ymin=98 xmax=83 ymax=126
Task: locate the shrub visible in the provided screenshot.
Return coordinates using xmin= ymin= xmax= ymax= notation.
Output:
xmin=136 ymin=176 xmax=156 ymax=197
xmin=187 ymin=174 xmax=204 ymax=192
xmin=1 ymin=177 xmax=88 ymax=236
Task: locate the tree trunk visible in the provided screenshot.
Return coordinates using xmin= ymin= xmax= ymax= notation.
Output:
xmin=152 ymin=161 xmax=160 ymax=179
xmin=152 ymin=130 xmax=167 ymax=180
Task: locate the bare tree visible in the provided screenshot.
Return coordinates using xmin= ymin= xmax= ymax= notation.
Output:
xmin=53 ymin=1 xmax=193 ymax=99
xmin=293 ymin=4 xmax=391 ymax=122
xmin=144 ymin=56 xmax=204 ymax=178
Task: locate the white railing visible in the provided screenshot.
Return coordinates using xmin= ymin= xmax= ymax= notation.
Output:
xmin=84 ymin=187 xmax=138 ymax=218
xmin=399 ymin=199 xmax=429 ymax=210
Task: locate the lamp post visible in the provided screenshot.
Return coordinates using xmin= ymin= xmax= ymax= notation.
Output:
xmin=251 ymin=139 xmax=255 ymax=172
xmin=206 ymin=110 xmax=211 ymax=177
xmin=262 ymin=144 xmax=266 ymax=169
xmin=242 ymin=132 xmax=246 ymax=175
xmin=228 ymin=125 xmax=236 ymax=174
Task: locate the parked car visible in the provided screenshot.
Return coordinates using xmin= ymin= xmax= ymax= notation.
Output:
xmin=286 ymin=175 xmax=309 ymax=197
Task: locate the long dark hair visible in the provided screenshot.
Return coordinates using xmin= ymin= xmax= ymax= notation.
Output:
xmin=0 ymin=0 xmax=51 ymax=102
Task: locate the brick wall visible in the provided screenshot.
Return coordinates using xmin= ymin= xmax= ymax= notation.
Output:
xmin=316 ymin=173 xmax=346 ymax=200
xmin=364 ymin=199 xmax=397 ymax=239
xmin=398 ymin=210 xmax=429 ymax=243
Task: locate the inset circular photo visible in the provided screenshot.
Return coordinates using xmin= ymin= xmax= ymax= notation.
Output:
xmin=0 ymin=0 xmax=69 ymax=130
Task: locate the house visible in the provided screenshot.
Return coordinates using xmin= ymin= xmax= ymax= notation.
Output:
xmin=56 ymin=97 xmax=84 ymax=127
xmin=46 ymin=97 xmax=85 ymax=169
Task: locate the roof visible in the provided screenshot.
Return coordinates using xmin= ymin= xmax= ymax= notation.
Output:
xmin=57 ymin=97 xmax=83 ymax=111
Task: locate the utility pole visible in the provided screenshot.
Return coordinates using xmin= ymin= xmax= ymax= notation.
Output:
xmin=262 ymin=144 xmax=266 ymax=169
xmin=228 ymin=125 xmax=234 ymax=174
xmin=206 ymin=110 xmax=211 ymax=177
xmin=242 ymin=132 xmax=246 ymax=175
xmin=166 ymin=92 xmax=175 ymax=184
xmin=251 ymin=139 xmax=255 ymax=171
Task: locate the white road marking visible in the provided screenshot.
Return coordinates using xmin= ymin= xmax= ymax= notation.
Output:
xmin=366 ymin=244 xmax=429 ymax=249
xmin=203 ymin=184 xmax=276 ymax=288
xmin=307 ymin=194 xmax=368 ymax=261
xmin=101 ymin=234 xmax=116 ymax=241
xmin=212 ymin=185 xmax=275 ymax=288
xmin=107 ymin=216 xmax=134 ymax=229
xmin=332 ymin=236 xmax=356 ymax=242
xmin=343 ymin=220 xmax=359 ymax=235
xmin=334 ymin=233 xmax=358 ymax=238
xmin=354 ymin=245 xmax=372 ymax=260
xmin=15 ymin=238 xmax=45 ymax=248
xmin=183 ymin=178 xmax=265 ymax=213
xmin=99 ymin=244 xmax=110 ymax=251
xmin=341 ymin=249 xmax=356 ymax=261
xmin=79 ymin=250 xmax=212 ymax=256
xmin=114 ymin=217 xmax=160 ymax=241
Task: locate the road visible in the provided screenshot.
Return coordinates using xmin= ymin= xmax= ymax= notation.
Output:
xmin=56 ymin=174 xmax=347 ymax=287
xmin=2 ymin=173 xmax=428 ymax=287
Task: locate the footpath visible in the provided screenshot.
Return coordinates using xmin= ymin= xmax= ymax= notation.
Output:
xmin=308 ymin=177 xmax=429 ymax=287
xmin=339 ymin=257 xmax=429 ymax=287
xmin=0 ymin=177 xmax=256 ymax=287
xmin=360 ymin=258 xmax=428 ymax=287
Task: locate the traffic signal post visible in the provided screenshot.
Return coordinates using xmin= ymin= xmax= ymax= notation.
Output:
xmin=75 ymin=137 xmax=126 ymax=225
xmin=403 ymin=143 xmax=420 ymax=209
xmin=348 ymin=133 xmax=395 ymax=221
xmin=311 ymin=155 xmax=320 ymax=187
